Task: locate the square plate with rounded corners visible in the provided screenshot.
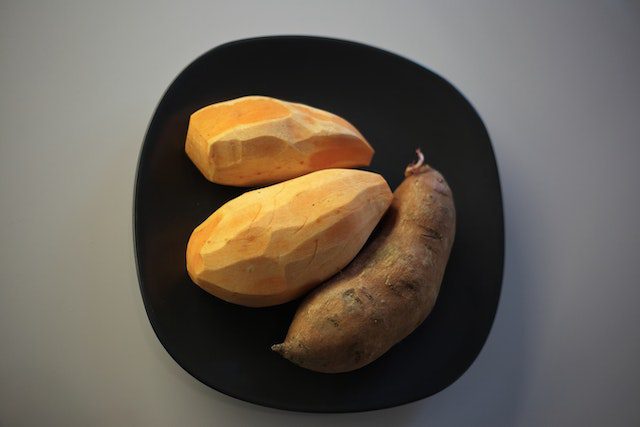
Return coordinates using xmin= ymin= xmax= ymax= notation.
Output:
xmin=134 ymin=36 xmax=504 ymax=413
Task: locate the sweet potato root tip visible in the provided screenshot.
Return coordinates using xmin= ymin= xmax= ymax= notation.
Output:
xmin=404 ymin=148 xmax=426 ymax=177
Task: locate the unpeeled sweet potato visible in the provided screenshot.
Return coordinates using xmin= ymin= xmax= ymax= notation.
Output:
xmin=272 ymin=153 xmax=456 ymax=372
xmin=186 ymin=168 xmax=392 ymax=307
xmin=185 ymin=96 xmax=374 ymax=186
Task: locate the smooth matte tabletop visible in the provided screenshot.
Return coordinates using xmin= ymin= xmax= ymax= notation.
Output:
xmin=1 ymin=1 xmax=638 ymax=426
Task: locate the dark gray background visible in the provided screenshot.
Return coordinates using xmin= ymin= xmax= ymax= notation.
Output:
xmin=1 ymin=1 xmax=638 ymax=426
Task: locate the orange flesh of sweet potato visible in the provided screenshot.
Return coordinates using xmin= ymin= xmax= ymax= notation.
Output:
xmin=186 ymin=169 xmax=392 ymax=307
xmin=185 ymin=96 xmax=374 ymax=186
xmin=271 ymin=159 xmax=456 ymax=372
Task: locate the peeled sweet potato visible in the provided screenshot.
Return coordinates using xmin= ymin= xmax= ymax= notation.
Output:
xmin=186 ymin=169 xmax=392 ymax=307
xmin=272 ymin=152 xmax=456 ymax=372
xmin=185 ymin=96 xmax=374 ymax=186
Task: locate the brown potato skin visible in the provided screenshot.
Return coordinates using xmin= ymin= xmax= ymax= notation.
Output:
xmin=271 ymin=165 xmax=456 ymax=373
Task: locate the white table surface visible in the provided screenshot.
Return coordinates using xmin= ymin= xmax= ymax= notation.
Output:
xmin=1 ymin=1 xmax=639 ymax=425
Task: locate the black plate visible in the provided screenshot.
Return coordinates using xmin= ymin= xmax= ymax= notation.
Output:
xmin=134 ymin=36 xmax=504 ymax=413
